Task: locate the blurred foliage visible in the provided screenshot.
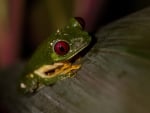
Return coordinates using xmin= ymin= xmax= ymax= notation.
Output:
xmin=0 ymin=0 xmax=8 ymax=27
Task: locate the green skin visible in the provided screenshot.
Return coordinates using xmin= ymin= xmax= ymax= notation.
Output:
xmin=19 ymin=18 xmax=91 ymax=94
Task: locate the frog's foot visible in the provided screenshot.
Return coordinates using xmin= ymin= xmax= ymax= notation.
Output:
xmin=34 ymin=62 xmax=81 ymax=78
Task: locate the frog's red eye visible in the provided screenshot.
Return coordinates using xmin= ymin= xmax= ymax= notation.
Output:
xmin=54 ymin=41 xmax=70 ymax=55
xmin=75 ymin=17 xmax=85 ymax=29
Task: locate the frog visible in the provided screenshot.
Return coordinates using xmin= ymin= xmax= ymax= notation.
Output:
xmin=19 ymin=18 xmax=91 ymax=94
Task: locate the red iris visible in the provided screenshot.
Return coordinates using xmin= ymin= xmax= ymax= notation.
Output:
xmin=54 ymin=41 xmax=70 ymax=55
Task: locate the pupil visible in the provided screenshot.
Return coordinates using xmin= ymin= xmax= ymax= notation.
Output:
xmin=59 ymin=46 xmax=65 ymax=52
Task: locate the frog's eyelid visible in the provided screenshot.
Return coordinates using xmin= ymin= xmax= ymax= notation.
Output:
xmin=51 ymin=39 xmax=69 ymax=48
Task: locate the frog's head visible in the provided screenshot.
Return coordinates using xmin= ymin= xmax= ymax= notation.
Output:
xmin=19 ymin=18 xmax=91 ymax=94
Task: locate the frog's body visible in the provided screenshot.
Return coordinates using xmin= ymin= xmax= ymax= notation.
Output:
xmin=19 ymin=18 xmax=91 ymax=94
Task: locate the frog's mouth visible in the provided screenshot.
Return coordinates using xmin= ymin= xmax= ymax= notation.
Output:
xmin=34 ymin=62 xmax=81 ymax=78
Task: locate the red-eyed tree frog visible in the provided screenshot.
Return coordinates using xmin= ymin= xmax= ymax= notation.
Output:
xmin=19 ymin=18 xmax=91 ymax=94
